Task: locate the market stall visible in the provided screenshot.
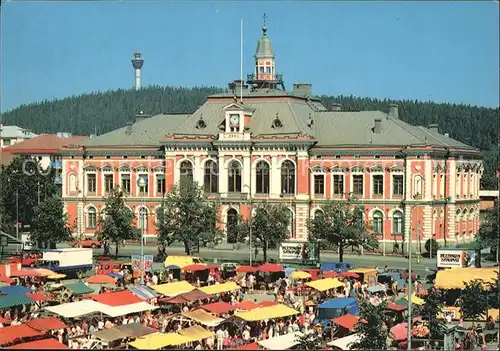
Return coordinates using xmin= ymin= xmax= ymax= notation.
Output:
xmin=150 ymin=281 xmax=195 ymax=297
xmin=235 ymin=304 xmax=299 ymax=322
xmin=257 ymin=331 xmax=303 ymax=350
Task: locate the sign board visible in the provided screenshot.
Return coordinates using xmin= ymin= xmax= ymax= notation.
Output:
xmin=0 ymin=236 xmax=8 ymax=247
xmin=279 ymin=241 xmax=319 ymax=263
xmin=144 ymin=255 xmax=153 ymax=271
xmin=437 ymin=249 xmax=481 ymax=268
xmin=131 ymin=255 xmax=140 ymax=270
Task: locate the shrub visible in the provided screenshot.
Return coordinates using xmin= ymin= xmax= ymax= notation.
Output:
xmin=425 ymin=239 xmax=439 ymax=254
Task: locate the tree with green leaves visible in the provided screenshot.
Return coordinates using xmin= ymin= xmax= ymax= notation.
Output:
xmin=459 ymin=279 xmax=490 ymax=320
xmin=250 ymin=203 xmax=290 ymax=262
xmin=351 ymin=301 xmax=388 ymax=350
xmin=98 ymin=186 xmax=138 ymax=256
xmin=419 ymin=288 xmax=445 ymax=340
xmin=308 ymin=196 xmax=378 ymax=262
xmin=294 ymin=331 xmax=322 ymax=350
xmin=156 ymin=180 xmax=222 ymax=255
xmin=31 ymin=196 xmax=72 ymax=248
xmin=476 ymin=202 xmax=499 ymax=261
xmin=0 ymin=156 xmax=58 ymax=233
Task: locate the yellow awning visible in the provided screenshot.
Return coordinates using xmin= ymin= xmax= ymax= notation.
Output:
xmin=235 ymin=304 xmax=299 ymax=322
xmin=178 ymin=325 xmax=215 ymax=341
xmin=434 ymin=268 xmax=498 ymax=290
xmin=47 ymin=273 xmax=67 ymax=280
xmin=290 ymin=271 xmax=311 ymax=280
xmin=349 ymin=267 xmax=377 ymax=274
xmin=150 ymin=281 xmax=195 ymax=296
xmin=34 ymin=268 xmax=57 ymax=277
xmin=129 ymin=332 xmax=195 ymax=349
xmin=183 ymin=309 xmax=225 ymax=327
xmin=305 ymin=278 xmax=343 ymax=292
xmin=404 ymin=295 xmax=425 ymax=305
xmin=199 ymin=282 xmax=240 ymax=295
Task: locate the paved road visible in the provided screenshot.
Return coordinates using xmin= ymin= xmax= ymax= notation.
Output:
xmin=60 ymin=242 xmax=437 ymax=279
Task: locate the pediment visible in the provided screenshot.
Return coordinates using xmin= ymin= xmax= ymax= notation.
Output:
xmin=310 ymin=165 xmax=326 ymax=173
xmin=388 ymin=164 xmax=405 ymax=172
xmin=223 ymin=102 xmax=256 ymax=113
xmin=118 ymin=165 xmax=132 ymax=172
xmin=100 ymin=164 xmax=114 ymax=172
xmin=135 ymin=164 xmax=151 ymax=172
xmin=83 ymin=165 xmax=97 ymax=172
xmin=368 ymin=164 xmax=384 ymax=172
xmin=330 ymin=165 xmax=347 ymax=172
xmin=154 ymin=165 xmax=165 ymax=173
xmin=350 ymin=165 xmax=365 ymax=172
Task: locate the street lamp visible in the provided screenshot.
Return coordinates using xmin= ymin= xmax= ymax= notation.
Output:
xmin=407 ymin=196 xmax=453 ymax=349
xmin=243 ymin=184 xmax=253 ymax=265
xmin=137 ymin=176 xmax=148 ymax=285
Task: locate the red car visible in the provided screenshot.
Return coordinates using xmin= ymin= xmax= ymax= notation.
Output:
xmin=7 ymin=253 xmax=41 ymax=267
xmin=71 ymin=239 xmax=102 ymax=249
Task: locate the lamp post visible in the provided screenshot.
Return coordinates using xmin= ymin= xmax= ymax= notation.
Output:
xmin=243 ymin=184 xmax=253 ymax=265
xmin=137 ymin=176 xmax=147 ymax=285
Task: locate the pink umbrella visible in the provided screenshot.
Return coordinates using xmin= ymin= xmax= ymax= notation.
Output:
xmin=390 ymin=322 xmax=408 ymax=341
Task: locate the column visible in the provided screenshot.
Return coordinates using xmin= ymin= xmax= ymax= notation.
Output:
xmin=194 ymin=156 xmax=202 ymax=184
xmin=270 ymin=156 xmax=279 ymax=198
xmin=218 ymin=155 xmax=227 ymax=195
xmin=243 ymin=155 xmax=251 ymax=191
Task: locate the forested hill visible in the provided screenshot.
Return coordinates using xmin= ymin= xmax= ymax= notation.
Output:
xmin=2 ymin=85 xmax=498 ymax=188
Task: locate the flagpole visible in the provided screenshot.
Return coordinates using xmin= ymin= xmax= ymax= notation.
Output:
xmin=240 ymin=18 xmax=243 ymax=103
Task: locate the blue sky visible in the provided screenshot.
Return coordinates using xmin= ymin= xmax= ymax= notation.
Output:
xmin=1 ymin=1 xmax=499 ymax=112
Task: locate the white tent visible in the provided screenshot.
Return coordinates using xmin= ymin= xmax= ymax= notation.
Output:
xmin=258 ymin=332 xmax=303 ymax=350
xmin=327 ymin=333 xmax=361 ymax=350
xmin=45 ymin=300 xmax=105 ymax=318
xmin=101 ymin=302 xmax=158 ymax=318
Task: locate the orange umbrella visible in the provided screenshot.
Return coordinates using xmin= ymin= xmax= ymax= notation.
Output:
xmin=322 ymin=270 xmax=339 ymax=278
xmin=87 ymin=275 xmax=117 ymax=284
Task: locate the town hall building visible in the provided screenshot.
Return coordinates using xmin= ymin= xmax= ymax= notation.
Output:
xmin=61 ymin=22 xmax=483 ymax=253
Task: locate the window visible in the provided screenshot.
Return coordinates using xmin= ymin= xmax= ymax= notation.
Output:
xmin=314 ymin=210 xmax=324 ymax=221
xmin=259 ymin=67 xmax=265 ymax=74
xmin=156 ymin=175 xmax=165 ymax=194
xmin=373 ymin=175 xmax=384 ymax=196
xmin=121 ymin=174 xmax=131 ymax=193
xmin=138 ymin=207 xmax=148 ymax=230
xmin=69 ymin=174 xmax=77 ymax=192
xmin=281 ymin=161 xmax=295 ymax=195
xmin=256 ymin=161 xmax=270 ymax=194
xmin=353 ymin=175 xmax=363 ymax=196
xmin=228 ymin=161 xmax=242 ymax=193
xmin=87 ymin=207 xmax=97 ymax=229
xmin=226 ymin=208 xmax=238 ymax=244
xmin=138 ymin=174 xmax=148 ymax=194
xmin=204 ymin=161 xmax=218 ymax=193
xmin=265 ymin=66 xmax=271 ymax=74
xmin=104 ymin=174 xmax=114 ymax=193
xmin=392 ymin=211 xmax=403 ymax=234
xmin=333 ymin=175 xmax=344 ymax=195
xmin=87 ymin=174 xmax=96 ymax=193
xmin=286 ymin=209 xmax=294 ymax=238
xmin=392 ymin=175 xmax=404 ymax=196
xmin=372 ymin=211 xmax=383 ymax=234
xmin=3 ymin=139 xmax=11 ymax=146
xmin=179 ymin=161 xmax=193 ymax=184
xmin=314 ymin=175 xmax=324 ymax=195
xmin=413 ymin=175 xmax=424 ymax=197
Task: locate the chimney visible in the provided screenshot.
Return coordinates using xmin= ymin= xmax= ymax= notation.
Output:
xmin=330 ymin=103 xmax=342 ymax=111
xmin=292 ymin=83 xmax=312 ymax=97
xmin=388 ymin=104 xmax=399 ymax=119
xmin=374 ymin=118 xmax=382 ymax=134
xmin=228 ymin=82 xmax=236 ymax=93
xmin=428 ymin=124 xmax=439 ymax=133
xmin=125 ymin=121 xmax=133 ymax=135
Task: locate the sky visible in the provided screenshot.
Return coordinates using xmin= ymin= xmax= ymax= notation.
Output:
xmin=1 ymin=1 xmax=499 ymax=112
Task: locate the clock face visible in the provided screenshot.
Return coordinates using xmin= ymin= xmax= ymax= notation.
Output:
xmin=230 ymin=114 xmax=240 ymax=125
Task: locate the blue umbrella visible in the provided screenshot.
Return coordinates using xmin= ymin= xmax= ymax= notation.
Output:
xmin=285 ymin=267 xmax=295 ymax=277
xmin=166 ymin=265 xmax=180 ymax=269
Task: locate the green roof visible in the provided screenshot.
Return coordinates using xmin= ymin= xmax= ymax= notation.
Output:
xmin=0 ymin=294 xmax=34 ymax=309
xmin=63 ymin=282 xmax=94 ymax=295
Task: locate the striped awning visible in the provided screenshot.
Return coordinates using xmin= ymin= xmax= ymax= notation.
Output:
xmin=128 ymin=285 xmax=158 ymax=300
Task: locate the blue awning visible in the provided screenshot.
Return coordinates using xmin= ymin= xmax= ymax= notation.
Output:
xmin=367 ymin=285 xmax=387 ymax=293
xmin=128 ymin=285 xmax=158 ymax=300
xmin=0 ymin=285 xmax=31 ymax=295
xmin=166 ymin=265 xmax=180 ymax=269
xmin=107 ymin=273 xmax=123 ymax=279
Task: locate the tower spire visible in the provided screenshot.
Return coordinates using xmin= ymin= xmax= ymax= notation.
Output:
xmin=262 ymin=13 xmax=268 ymax=36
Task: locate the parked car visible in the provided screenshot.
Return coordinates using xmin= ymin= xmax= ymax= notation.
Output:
xmin=7 ymin=252 xmax=42 ymax=267
xmin=320 ymin=261 xmax=356 ymax=273
xmin=70 ymin=239 xmax=102 ymax=249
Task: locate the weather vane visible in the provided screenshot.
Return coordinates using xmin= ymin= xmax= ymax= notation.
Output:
xmin=263 ymin=13 xmax=267 ymax=27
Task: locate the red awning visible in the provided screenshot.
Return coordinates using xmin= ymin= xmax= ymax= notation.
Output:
xmin=25 ymin=292 xmax=52 ymax=302
xmin=322 ymin=270 xmax=339 ymax=278
xmin=234 ymin=342 xmax=260 ymax=350
xmin=235 ymin=300 xmax=259 ymax=311
xmin=92 ymin=290 xmax=143 ymax=306
xmin=9 ymin=270 xmax=41 ymax=277
xmin=236 ymin=266 xmax=258 ymax=273
xmin=258 ymin=263 xmax=284 ymax=273
xmin=0 ymin=325 xmax=43 ymax=345
xmin=9 ymin=338 xmax=69 ymax=349
xmin=182 ymin=264 xmax=210 ymax=272
xmin=201 ymin=301 xmax=236 ymax=315
xmin=386 ymin=302 xmax=407 ymax=312
xmin=331 ymin=313 xmax=360 ymax=330
xmin=87 ymin=275 xmax=117 ymax=284
xmin=0 ymin=316 xmax=11 ymax=325
xmin=0 ymin=276 xmax=14 ymax=284
xmin=257 ymin=301 xmax=277 ymax=308
xmin=341 ymin=272 xmax=360 ymax=279
xmin=25 ymin=317 xmax=68 ymax=332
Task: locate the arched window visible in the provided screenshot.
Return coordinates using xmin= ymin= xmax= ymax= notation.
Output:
xmin=69 ymin=174 xmax=77 ymax=192
xmin=204 ymin=160 xmax=218 ymax=193
xmin=226 ymin=208 xmax=238 ymax=243
xmin=314 ymin=210 xmax=324 ymax=221
xmin=87 ymin=207 xmax=97 ymax=229
xmin=372 ymin=211 xmax=383 ymax=234
xmin=281 ymin=160 xmax=295 ymax=195
xmin=228 ymin=161 xmax=242 ymax=193
xmin=139 ymin=207 xmax=148 ymax=231
xmin=180 ymin=161 xmax=193 ymax=184
xmin=286 ymin=209 xmax=294 ymax=238
xmin=413 ymin=175 xmax=424 ymax=198
xmin=392 ymin=211 xmax=403 ymax=234
xmin=256 ymin=161 xmax=270 ymax=194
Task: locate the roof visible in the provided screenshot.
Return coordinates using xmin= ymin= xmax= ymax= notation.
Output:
xmin=128 ymin=285 xmax=158 ymax=300
xmin=92 ymin=323 xmax=157 ymax=342
xmin=25 ymin=317 xmax=68 ymax=331
xmin=318 ymin=297 xmax=357 ymax=309
xmin=255 ymin=26 xmax=275 ymax=58
xmin=0 ymin=324 xmax=42 ymax=345
xmin=3 ymin=134 xmax=88 ymax=154
xmin=0 ymin=294 xmax=33 ymax=310
xmin=8 ymin=338 xmax=69 ymax=349
xmin=257 ymin=331 xmax=302 ymax=350
xmin=159 ymin=289 xmax=210 ymax=303
xmin=0 ymin=125 xmax=37 ymax=139
xmin=331 ymin=313 xmax=360 ymax=330
xmin=0 ymin=150 xmax=16 ymax=166
xmin=0 ymin=286 xmax=31 ymax=295
xmin=201 ymin=301 xmax=236 ymax=314
xmin=151 ymin=281 xmax=196 ymax=297
xmin=63 ymin=282 xmax=94 ymax=295
xmin=92 ymin=290 xmax=143 ymax=306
